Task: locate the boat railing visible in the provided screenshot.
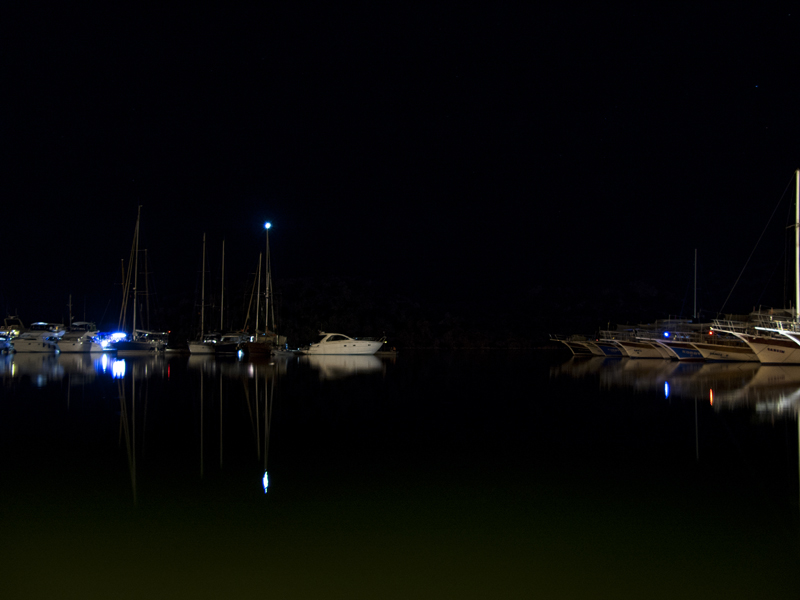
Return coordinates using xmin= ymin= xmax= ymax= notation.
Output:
xmin=713 ymin=316 xmax=800 ymax=334
xmin=551 ymin=334 xmax=594 ymax=342
xmin=598 ymin=330 xmax=638 ymax=341
xmin=712 ymin=319 xmax=752 ymax=333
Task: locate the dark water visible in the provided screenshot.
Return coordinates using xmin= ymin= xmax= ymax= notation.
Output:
xmin=1 ymin=351 xmax=799 ymax=599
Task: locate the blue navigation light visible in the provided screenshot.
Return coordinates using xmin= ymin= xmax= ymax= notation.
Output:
xmin=663 ymin=331 xmax=670 ymax=338
xmin=262 ymin=470 xmax=269 ymax=493
xmin=664 ymin=381 xmax=670 ymax=399
xmin=110 ymin=332 xmax=127 ymax=341
xmin=264 ymin=222 xmax=271 ymax=230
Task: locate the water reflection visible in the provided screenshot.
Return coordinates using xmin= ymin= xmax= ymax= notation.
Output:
xmin=713 ymin=365 xmax=800 ymax=415
xmin=0 ymin=352 xmax=171 ymax=386
xmin=189 ymin=355 xmax=277 ymax=493
xmin=552 ymin=356 xmax=800 ymax=506
xmin=117 ymin=360 xmax=141 ymax=503
xmin=551 ymin=357 xmax=767 ymax=408
xmin=300 ymin=354 xmax=384 ymax=380
xmin=0 ymin=353 xmax=286 ymax=503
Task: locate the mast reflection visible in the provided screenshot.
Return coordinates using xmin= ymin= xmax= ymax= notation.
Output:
xmin=190 ymin=355 xmax=278 ymax=493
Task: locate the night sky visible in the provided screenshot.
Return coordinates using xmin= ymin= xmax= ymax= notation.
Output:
xmin=4 ymin=7 xmax=800 ymax=334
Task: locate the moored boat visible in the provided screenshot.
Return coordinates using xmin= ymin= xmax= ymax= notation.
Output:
xmin=115 ymin=330 xmax=168 ymax=355
xmin=712 ymin=170 xmax=800 ymax=364
xmin=12 ymin=322 xmax=64 ymax=353
xmin=58 ymin=321 xmax=103 ymax=353
xmin=297 ymin=332 xmax=385 ymax=355
xmin=551 ymin=334 xmax=595 ymax=356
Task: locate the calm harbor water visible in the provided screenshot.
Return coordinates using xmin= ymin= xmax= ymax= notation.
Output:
xmin=1 ymin=350 xmax=799 ymax=598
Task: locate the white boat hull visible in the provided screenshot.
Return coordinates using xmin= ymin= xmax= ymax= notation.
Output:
xmin=739 ymin=335 xmax=800 ymax=365
xmin=588 ymin=341 xmax=626 ymax=357
xmin=299 ymin=340 xmax=383 ymax=355
xmin=58 ymin=339 xmax=103 ymax=353
xmin=188 ymin=341 xmax=216 ymax=355
xmin=12 ymin=338 xmax=59 ymax=353
xmin=690 ymin=341 xmax=758 ymax=362
xmin=557 ymin=340 xmax=594 ymax=356
xmin=614 ymin=340 xmax=663 ymax=359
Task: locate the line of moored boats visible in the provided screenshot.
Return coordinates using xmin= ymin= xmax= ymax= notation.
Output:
xmin=0 ymin=316 xmax=389 ymax=357
xmin=553 ymin=308 xmax=800 ymax=364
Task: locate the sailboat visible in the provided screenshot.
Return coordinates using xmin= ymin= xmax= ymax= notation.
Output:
xmin=713 ymin=169 xmax=800 ymax=364
xmin=115 ymin=206 xmax=169 ymax=355
xmin=242 ymin=222 xmax=281 ymax=356
xmin=213 ymin=238 xmax=249 ymax=355
xmin=188 ymin=233 xmax=216 ymax=355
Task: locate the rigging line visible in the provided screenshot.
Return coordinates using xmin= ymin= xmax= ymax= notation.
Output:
xmin=755 ymin=248 xmax=785 ymax=307
xmin=718 ymin=175 xmax=795 ymax=315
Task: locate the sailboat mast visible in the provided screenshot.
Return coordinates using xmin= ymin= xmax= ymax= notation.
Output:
xmin=201 ymin=232 xmax=206 ymax=340
xmin=255 ymin=252 xmax=262 ymax=334
xmin=221 ymin=238 xmax=225 ymax=332
xmin=795 ymin=169 xmax=799 ymax=320
xmin=132 ymin=205 xmax=141 ymax=337
xmin=144 ymin=249 xmax=150 ymax=331
xmin=265 ymin=223 xmax=271 ymax=333
xmin=267 ymin=247 xmax=275 ymax=333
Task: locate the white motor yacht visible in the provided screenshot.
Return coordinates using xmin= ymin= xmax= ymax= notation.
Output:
xmin=12 ymin=322 xmax=64 ymax=353
xmin=297 ymin=332 xmax=384 ymax=355
xmin=59 ymin=321 xmax=103 ymax=353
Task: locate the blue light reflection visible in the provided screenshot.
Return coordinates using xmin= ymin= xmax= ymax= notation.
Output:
xmin=112 ymin=359 xmax=126 ymax=379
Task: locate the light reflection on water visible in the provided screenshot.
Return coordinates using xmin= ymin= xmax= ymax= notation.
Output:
xmin=301 ymin=354 xmax=384 ymax=380
xmin=551 ymin=356 xmax=800 ymax=417
xmin=551 ymin=355 xmax=800 ymax=533
xmin=2 ymin=351 xmax=799 ymax=597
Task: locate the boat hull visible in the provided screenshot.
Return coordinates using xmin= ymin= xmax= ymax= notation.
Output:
xmin=660 ymin=341 xmax=704 ymax=361
xmin=590 ymin=342 xmax=625 ymax=357
xmin=298 ymin=340 xmax=383 ymax=355
xmin=690 ymin=341 xmax=758 ymax=362
xmin=613 ymin=340 xmax=662 ymax=359
xmin=738 ymin=335 xmax=800 ymax=365
xmin=188 ymin=341 xmax=215 ymax=355
xmin=242 ymin=341 xmax=271 ymax=356
xmin=116 ymin=340 xmax=162 ymax=355
xmin=58 ymin=339 xmax=103 ymax=353
xmin=12 ymin=338 xmax=59 ymax=353
xmin=558 ymin=341 xmax=594 ymax=356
